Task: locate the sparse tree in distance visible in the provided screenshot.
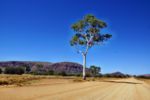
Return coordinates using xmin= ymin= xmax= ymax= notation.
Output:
xmin=70 ymin=14 xmax=112 ymax=80
xmin=24 ymin=65 xmax=31 ymax=73
xmin=0 ymin=68 xmax=2 ymax=74
xmin=90 ymin=65 xmax=101 ymax=77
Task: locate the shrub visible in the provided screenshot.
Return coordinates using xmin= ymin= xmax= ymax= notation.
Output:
xmin=103 ymin=74 xmax=111 ymax=77
xmin=23 ymin=65 xmax=31 ymax=73
xmin=0 ymin=80 xmax=9 ymax=85
xmin=75 ymin=73 xmax=82 ymax=77
xmin=58 ymin=71 xmax=67 ymax=76
xmin=4 ymin=67 xmax=25 ymax=75
xmin=30 ymin=72 xmax=46 ymax=75
xmin=30 ymin=71 xmax=38 ymax=75
xmin=0 ymin=68 xmax=2 ymax=74
xmin=86 ymin=73 xmax=92 ymax=77
xmin=90 ymin=65 xmax=101 ymax=77
xmin=30 ymin=64 xmax=47 ymax=75
xmin=48 ymin=70 xmax=54 ymax=75
xmin=133 ymin=75 xmax=137 ymax=77
xmin=73 ymin=78 xmax=84 ymax=82
xmin=136 ymin=75 xmax=150 ymax=79
xmin=98 ymin=73 xmax=103 ymax=77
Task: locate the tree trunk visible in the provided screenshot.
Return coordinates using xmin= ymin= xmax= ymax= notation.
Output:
xmin=82 ymin=54 xmax=86 ymax=80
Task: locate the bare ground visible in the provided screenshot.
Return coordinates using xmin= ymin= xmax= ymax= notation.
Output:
xmin=0 ymin=78 xmax=150 ymax=100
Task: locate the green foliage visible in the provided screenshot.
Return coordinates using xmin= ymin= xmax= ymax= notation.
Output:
xmin=24 ymin=65 xmax=31 ymax=73
xmin=58 ymin=71 xmax=67 ymax=76
xmin=103 ymin=74 xmax=111 ymax=77
xmin=32 ymin=64 xmax=46 ymax=75
xmin=136 ymin=75 xmax=150 ymax=79
xmin=70 ymin=14 xmax=112 ymax=48
xmin=0 ymin=68 xmax=2 ymax=74
xmin=86 ymin=73 xmax=92 ymax=77
xmin=4 ymin=67 xmax=25 ymax=75
xmin=47 ymin=70 xmax=54 ymax=75
xmin=36 ymin=64 xmax=43 ymax=69
xmin=75 ymin=73 xmax=82 ymax=77
xmin=90 ymin=65 xmax=101 ymax=77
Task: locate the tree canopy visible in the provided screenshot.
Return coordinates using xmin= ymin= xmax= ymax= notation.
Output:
xmin=90 ymin=65 xmax=101 ymax=77
xmin=70 ymin=14 xmax=112 ymax=54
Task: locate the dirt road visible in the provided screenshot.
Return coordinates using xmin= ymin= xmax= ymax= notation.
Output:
xmin=0 ymin=78 xmax=150 ymax=100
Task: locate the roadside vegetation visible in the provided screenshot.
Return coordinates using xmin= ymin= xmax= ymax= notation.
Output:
xmin=0 ymin=65 xmax=131 ymax=78
xmin=0 ymin=68 xmax=2 ymax=74
xmin=0 ymin=74 xmax=130 ymax=86
xmin=134 ymin=75 xmax=150 ymax=79
xmin=0 ymin=74 xmax=41 ymax=86
xmin=134 ymin=75 xmax=150 ymax=85
xmin=4 ymin=67 xmax=25 ymax=75
xmin=0 ymin=64 xmax=138 ymax=87
xmin=135 ymin=77 xmax=150 ymax=85
xmin=0 ymin=74 xmax=75 ymax=86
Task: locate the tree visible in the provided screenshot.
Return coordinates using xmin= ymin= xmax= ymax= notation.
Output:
xmin=90 ymin=65 xmax=101 ymax=77
xmin=34 ymin=64 xmax=45 ymax=75
xmin=24 ymin=65 xmax=31 ymax=73
xmin=70 ymin=14 xmax=112 ymax=80
xmin=0 ymin=68 xmax=2 ymax=74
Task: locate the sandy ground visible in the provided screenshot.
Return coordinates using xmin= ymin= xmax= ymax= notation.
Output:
xmin=0 ymin=78 xmax=150 ymax=100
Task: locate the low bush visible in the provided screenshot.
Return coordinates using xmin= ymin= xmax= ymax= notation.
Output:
xmin=58 ymin=71 xmax=67 ymax=76
xmin=75 ymin=73 xmax=82 ymax=77
xmin=4 ymin=67 xmax=25 ymax=75
xmin=73 ymin=78 xmax=84 ymax=82
xmin=136 ymin=76 xmax=150 ymax=79
xmin=0 ymin=80 xmax=9 ymax=85
xmin=86 ymin=73 xmax=92 ymax=77
xmin=0 ymin=68 xmax=2 ymax=74
xmin=0 ymin=75 xmax=43 ymax=86
xmin=103 ymin=74 xmax=111 ymax=77
xmin=47 ymin=70 xmax=54 ymax=75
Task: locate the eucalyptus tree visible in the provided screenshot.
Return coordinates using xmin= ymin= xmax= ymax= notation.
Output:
xmin=90 ymin=65 xmax=101 ymax=77
xmin=70 ymin=14 xmax=112 ymax=80
xmin=0 ymin=68 xmax=2 ymax=74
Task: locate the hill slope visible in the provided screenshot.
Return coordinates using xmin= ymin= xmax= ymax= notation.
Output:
xmin=0 ymin=61 xmax=91 ymax=75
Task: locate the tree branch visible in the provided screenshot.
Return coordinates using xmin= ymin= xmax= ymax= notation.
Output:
xmin=74 ymin=45 xmax=83 ymax=54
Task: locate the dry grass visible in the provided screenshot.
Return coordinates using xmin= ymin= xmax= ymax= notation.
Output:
xmin=136 ymin=78 xmax=150 ymax=85
xmin=0 ymin=74 xmax=79 ymax=86
xmin=73 ymin=77 xmax=124 ymax=82
xmin=0 ymin=74 xmax=44 ymax=86
xmin=0 ymin=74 xmax=67 ymax=86
xmin=0 ymin=74 xmax=128 ymax=86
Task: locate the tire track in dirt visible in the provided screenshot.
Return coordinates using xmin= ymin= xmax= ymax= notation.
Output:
xmin=0 ymin=78 xmax=150 ymax=100
xmin=29 ymin=82 xmax=117 ymax=100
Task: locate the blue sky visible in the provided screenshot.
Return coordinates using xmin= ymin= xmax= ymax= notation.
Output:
xmin=0 ymin=0 xmax=150 ymax=75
